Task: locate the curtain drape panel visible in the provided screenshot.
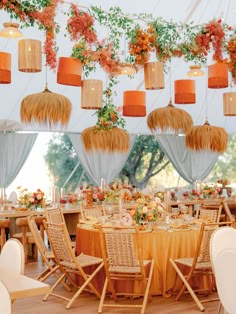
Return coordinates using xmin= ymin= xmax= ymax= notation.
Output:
xmin=69 ymin=134 xmax=136 ymax=185
xmin=156 ymin=135 xmax=219 ymax=184
xmin=0 ymin=133 xmax=38 ymax=188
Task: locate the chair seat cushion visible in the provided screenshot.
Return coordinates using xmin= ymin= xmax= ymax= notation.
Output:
xmin=174 ymin=257 xmax=212 ymax=269
xmin=60 ymin=253 xmax=103 ymax=270
xmin=13 ymin=232 xmax=34 ymax=243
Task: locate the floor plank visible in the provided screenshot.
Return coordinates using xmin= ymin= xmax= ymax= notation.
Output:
xmin=13 ymin=260 xmax=222 ymax=314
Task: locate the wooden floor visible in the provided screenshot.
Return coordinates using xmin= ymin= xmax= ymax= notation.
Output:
xmin=12 ymin=259 xmax=223 ymax=314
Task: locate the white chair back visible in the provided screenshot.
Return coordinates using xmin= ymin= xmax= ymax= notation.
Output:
xmin=210 ymin=227 xmax=236 ymax=314
xmin=0 ymin=280 xmax=12 ymax=314
xmin=0 ymin=239 xmax=24 ymax=274
xmin=7 ymin=191 xmax=17 ymax=204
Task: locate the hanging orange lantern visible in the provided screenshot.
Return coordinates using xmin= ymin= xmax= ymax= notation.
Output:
xmin=208 ymin=63 xmax=228 ymax=88
xmin=144 ymin=61 xmax=164 ymax=90
xmin=0 ymin=52 xmax=11 ymax=84
xmin=223 ymin=92 xmax=236 ymax=116
xmin=18 ymin=39 xmax=42 ymax=72
xmin=57 ymin=57 xmax=82 ymax=86
xmin=174 ymin=79 xmax=196 ymax=104
xmin=123 ymin=90 xmax=146 ymax=117
xmin=81 ymin=79 xmax=103 ymax=109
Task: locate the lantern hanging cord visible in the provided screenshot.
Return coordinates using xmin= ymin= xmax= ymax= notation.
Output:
xmin=205 ymin=64 xmax=208 ymax=120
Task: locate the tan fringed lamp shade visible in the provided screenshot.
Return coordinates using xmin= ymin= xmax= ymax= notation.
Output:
xmin=185 ymin=120 xmax=228 ymax=153
xmin=81 ymin=127 xmax=130 ymax=152
xmin=223 ymin=92 xmax=236 ymax=116
xmin=0 ymin=52 xmax=11 ymax=84
xmin=18 ymin=39 xmax=42 ymax=72
xmin=147 ymin=99 xmax=193 ymax=134
xmin=81 ymin=79 xmax=103 ymax=109
xmin=20 ymin=84 xmax=72 ymax=126
xmin=144 ymin=61 xmax=164 ymax=90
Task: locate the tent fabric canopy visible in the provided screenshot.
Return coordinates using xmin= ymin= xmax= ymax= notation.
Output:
xmin=69 ymin=133 xmax=136 ymax=185
xmin=156 ymin=135 xmax=219 ymax=184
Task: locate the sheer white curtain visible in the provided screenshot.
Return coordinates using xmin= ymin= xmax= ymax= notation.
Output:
xmin=69 ymin=133 xmax=136 ymax=185
xmin=156 ymin=134 xmax=219 ymax=184
xmin=0 ymin=133 xmax=38 ymax=188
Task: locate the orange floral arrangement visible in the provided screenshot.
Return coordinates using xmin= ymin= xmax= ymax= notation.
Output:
xmin=129 ymin=26 xmax=157 ymax=66
xmin=226 ymin=37 xmax=236 ymax=78
xmin=67 ymin=4 xmax=97 ymax=44
xmin=195 ymin=19 xmax=225 ymax=62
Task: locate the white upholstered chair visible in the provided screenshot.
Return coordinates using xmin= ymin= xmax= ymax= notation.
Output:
xmin=210 ymin=226 xmax=236 ymax=314
xmin=0 ymin=280 xmax=12 ymax=314
xmin=0 ymin=238 xmax=24 ymax=275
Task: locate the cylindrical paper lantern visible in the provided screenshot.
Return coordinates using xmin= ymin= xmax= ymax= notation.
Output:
xmin=57 ymin=57 xmax=82 ymax=86
xmin=144 ymin=61 xmax=164 ymax=90
xmin=174 ymin=79 xmax=196 ymax=104
xmin=208 ymin=63 xmax=228 ymax=89
xmin=18 ymin=39 xmax=42 ymax=72
xmin=123 ymin=90 xmax=146 ymax=117
xmin=81 ymin=79 xmax=103 ymax=109
xmin=223 ymin=92 xmax=236 ymax=116
xmin=0 ymin=52 xmax=11 ymax=83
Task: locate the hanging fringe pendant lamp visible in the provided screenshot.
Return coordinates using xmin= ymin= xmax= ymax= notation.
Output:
xmin=174 ymin=79 xmax=196 ymax=104
xmin=20 ymin=84 xmax=72 ymax=126
xmin=144 ymin=61 xmax=164 ymax=90
xmin=208 ymin=63 xmax=228 ymax=89
xmin=147 ymin=99 xmax=193 ymax=134
xmin=81 ymin=127 xmax=130 ymax=152
xmin=223 ymin=92 xmax=236 ymax=116
xmin=0 ymin=22 xmax=23 ymax=38
xmin=123 ymin=90 xmax=146 ymax=117
xmin=185 ymin=120 xmax=228 ymax=153
xmin=0 ymin=52 xmax=11 ymax=84
xmin=18 ymin=39 xmax=42 ymax=72
xmin=81 ymin=79 xmax=103 ymax=109
xmin=57 ymin=57 xmax=82 ymax=86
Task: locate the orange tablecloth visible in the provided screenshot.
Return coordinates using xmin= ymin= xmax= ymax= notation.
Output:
xmin=76 ymin=225 xmax=199 ymax=297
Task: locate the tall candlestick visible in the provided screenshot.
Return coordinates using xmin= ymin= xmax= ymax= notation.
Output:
xmin=100 ymin=178 xmax=105 ymax=191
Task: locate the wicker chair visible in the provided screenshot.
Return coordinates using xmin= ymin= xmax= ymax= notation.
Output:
xmin=27 ymin=216 xmax=71 ymax=292
xmin=44 ymin=207 xmax=66 ymax=224
xmin=98 ymin=226 xmax=154 ymax=314
xmin=0 ymin=280 xmax=11 ymax=314
xmin=170 ymin=221 xmax=232 ymax=312
xmin=195 ymin=204 xmax=222 ymax=223
xmin=80 ymin=205 xmax=104 ymax=220
xmin=44 ymin=207 xmax=76 ymax=247
xmin=43 ymin=221 xmax=104 ymax=309
xmin=0 ymin=219 xmax=10 ymax=251
xmin=12 ymin=216 xmax=45 ymax=263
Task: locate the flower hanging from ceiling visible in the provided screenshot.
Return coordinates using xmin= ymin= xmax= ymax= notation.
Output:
xmin=129 ymin=25 xmax=157 ymax=66
xmin=226 ymin=36 xmax=236 ymax=79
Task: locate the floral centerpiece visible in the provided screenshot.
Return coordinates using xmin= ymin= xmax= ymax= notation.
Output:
xmin=129 ymin=196 xmax=165 ymax=225
xmin=17 ymin=187 xmax=45 ymax=209
xmin=202 ymin=184 xmax=218 ymax=198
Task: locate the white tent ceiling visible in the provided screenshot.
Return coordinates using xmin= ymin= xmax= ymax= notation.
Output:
xmin=1 ymin=0 xmax=236 ymax=134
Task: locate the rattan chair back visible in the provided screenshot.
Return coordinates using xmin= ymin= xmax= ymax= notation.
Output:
xmin=80 ymin=205 xmax=104 ymax=220
xmin=43 ymin=221 xmax=104 ymax=309
xmin=45 ymin=207 xmax=65 ymax=224
xmin=196 ymin=203 xmax=222 ymax=223
xmin=98 ymin=226 xmax=154 ymax=314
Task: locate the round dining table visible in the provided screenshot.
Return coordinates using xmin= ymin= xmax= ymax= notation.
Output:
xmin=76 ymin=224 xmax=200 ymax=297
